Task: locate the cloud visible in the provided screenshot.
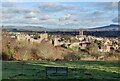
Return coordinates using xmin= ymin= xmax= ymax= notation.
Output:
xmin=38 ymin=2 xmax=75 ymax=12
xmin=2 ymin=3 xmax=40 ymax=14
xmin=59 ymin=14 xmax=72 ymax=21
xmin=2 ymin=2 xmax=85 ymax=28
xmin=2 ymin=6 xmax=40 ymax=22
xmin=112 ymin=17 xmax=120 ymax=23
xmin=58 ymin=14 xmax=79 ymax=26
xmin=40 ymin=14 xmax=51 ymax=20
xmin=2 ymin=6 xmax=40 ymax=24
xmin=25 ymin=12 xmax=36 ymax=18
xmin=2 ymin=16 xmax=39 ymax=24
xmin=2 ymin=2 xmax=16 ymax=7
xmin=1 ymin=2 xmax=118 ymax=28
xmin=1 ymin=0 xmax=19 ymax=2
xmin=91 ymin=11 xmax=104 ymax=16
xmin=94 ymin=2 xmax=118 ymax=11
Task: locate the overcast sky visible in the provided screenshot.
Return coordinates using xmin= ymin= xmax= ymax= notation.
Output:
xmin=0 ymin=1 xmax=119 ymax=29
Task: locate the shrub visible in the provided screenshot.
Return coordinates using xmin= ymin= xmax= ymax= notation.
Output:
xmin=63 ymin=52 xmax=80 ymax=61
xmin=2 ymin=52 xmax=10 ymax=60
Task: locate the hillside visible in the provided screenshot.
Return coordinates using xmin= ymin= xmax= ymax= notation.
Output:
xmin=2 ymin=25 xmax=51 ymax=32
xmin=2 ymin=24 xmax=119 ymax=32
xmin=87 ymin=24 xmax=119 ymax=31
xmin=2 ymin=61 xmax=119 ymax=80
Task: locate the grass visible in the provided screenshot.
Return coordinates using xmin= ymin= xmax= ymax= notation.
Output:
xmin=2 ymin=61 xmax=120 ymax=80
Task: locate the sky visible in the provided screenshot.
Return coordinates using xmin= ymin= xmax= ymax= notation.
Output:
xmin=0 ymin=0 xmax=119 ymax=29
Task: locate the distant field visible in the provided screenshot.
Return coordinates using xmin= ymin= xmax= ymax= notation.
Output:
xmin=2 ymin=61 xmax=120 ymax=80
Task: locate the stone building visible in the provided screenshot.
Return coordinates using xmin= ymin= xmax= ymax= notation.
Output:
xmin=39 ymin=33 xmax=48 ymax=41
xmin=103 ymin=45 xmax=111 ymax=52
xmin=17 ymin=34 xmax=30 ymax=41
xmin=16 ymin=33 xmax=48 ymax=44
xmin=53 ymin=37 xmax=63 ymax=46
xmin=79 ymin=42 xmax=91 ymax=49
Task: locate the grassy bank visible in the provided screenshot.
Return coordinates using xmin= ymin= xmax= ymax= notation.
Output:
xmin=2 ymin=61 xmax=120 ymax=80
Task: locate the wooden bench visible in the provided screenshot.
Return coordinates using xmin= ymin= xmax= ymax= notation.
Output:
xmin=46 ymin=67 xmax=68 ymax=76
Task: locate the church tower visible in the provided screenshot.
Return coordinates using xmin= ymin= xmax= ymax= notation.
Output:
xmin=79 ymin=29 xmax=83 ymax=36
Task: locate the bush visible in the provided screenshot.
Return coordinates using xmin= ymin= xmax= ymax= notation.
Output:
xmin=63 ymin=52 xmax=80 ymax=61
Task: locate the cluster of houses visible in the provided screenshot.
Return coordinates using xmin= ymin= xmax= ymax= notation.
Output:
xmin=49 ymin=29 xmax=119 ymax=52
xmin=2 ymin=29 xmax=119 ymax=52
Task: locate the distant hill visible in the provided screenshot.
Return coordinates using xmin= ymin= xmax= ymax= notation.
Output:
xmin=2 ymin=24 xmax=119 ymax=32
xmin=2 ymin=25 xmax=51 ymax=32
xmin=2 ymin=24 xmax=119 ymax=37
xmin=87 ymin=24 xmax=119 ymax=31
xmin=2 ymin=25 xmax=78 ymax=32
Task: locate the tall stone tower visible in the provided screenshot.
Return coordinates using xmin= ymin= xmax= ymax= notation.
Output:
xmin=54 ymin=37 xmax=60 ymax=46
xmin=79 ymin=29 xmax=83 ymax=36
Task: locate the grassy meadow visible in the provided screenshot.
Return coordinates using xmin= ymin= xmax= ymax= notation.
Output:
xmin=2 ymin=61 xmax=120 ymax=80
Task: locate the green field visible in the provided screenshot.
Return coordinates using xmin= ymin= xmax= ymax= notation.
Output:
xmin=2 ymin=61 xmax=120 ymax=80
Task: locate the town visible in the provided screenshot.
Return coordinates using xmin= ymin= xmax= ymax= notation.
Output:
xmin=2 ymin=28 xmax=119 ymax=61
xmin=1 ymin=1 xmax=120 ymax=80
